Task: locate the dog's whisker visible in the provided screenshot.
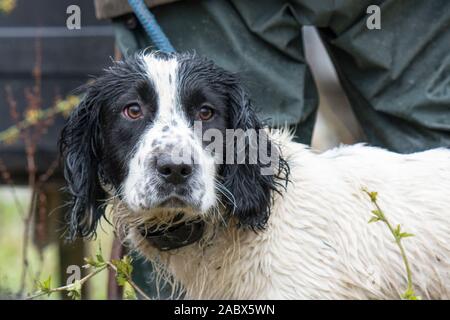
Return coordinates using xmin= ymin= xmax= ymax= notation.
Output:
xmin=213 ymin=178 xmax=236 ymax=208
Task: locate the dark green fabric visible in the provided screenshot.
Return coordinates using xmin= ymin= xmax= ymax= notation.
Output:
xmin=129 ymin=253 xmax=181 ymax=299
xmin=319 ymin=0 xmax=450 ymax=152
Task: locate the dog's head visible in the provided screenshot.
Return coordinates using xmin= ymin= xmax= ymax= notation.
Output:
xmin=60 ymin=52 xmax=288 ymax=246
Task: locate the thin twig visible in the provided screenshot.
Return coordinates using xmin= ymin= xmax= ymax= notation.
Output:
xmin=106 ymin=262 xmax=151 ymax=300
xmin=26 ymin=260 xmax=151 ymax=300
xmin=18 ymin=40 xmax=41 ymax=297
xmin=2 ymin=37 xmax=76 ymax=297
xmin=26 ymin=265 xmax=108 ymax=300
xmin=362 ymin=188 xmax=419 ymax=299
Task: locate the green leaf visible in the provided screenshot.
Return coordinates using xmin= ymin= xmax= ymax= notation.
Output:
xmin=112 ymin=256 xmax=134 ymax=287
xmin=96 ymin=253 xmax=105 ymax=264
xmin=399 ymin=232 xmax=414 ymax=239
xmin=96 ymin=244 xmax=105 ymax=263
xmin=36 ymin=276 xmax=52 ymax=296
xmin=67 ymin=280 xmax=82 ymax=300
xmin=371 ymin=209 xmax=385 ymax=220
xmin=117 ymin=275 xmax=127 ymax=286
xmin=124 ymin=288 xmax=137 ymax=300
xmin=368 ymin=216 xmax=381 ymax=223
xmin=42 ymin=276 xmax=51 ymax=290
xmin=362 ymin=187 xmax=375 ymax=201
xmin=84 ymin=256 xmax=106 ymax=269
xmin=393 ymin=224 xmax=401 ymax=239
xmin=83 ymin=257 xmax=95 ymax=267
xmin=84 ymin=244 xmax=107 ymax=268
xmin=401 ymin=288 xmax=421 ymax=300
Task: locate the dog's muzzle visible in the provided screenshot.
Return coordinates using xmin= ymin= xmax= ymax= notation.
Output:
xmin=138 ymin=215 xmax=205 ymax=251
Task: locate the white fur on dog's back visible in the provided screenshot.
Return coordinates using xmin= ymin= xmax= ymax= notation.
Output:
xmin=136 ymin=131 xmax=450 ymax=299
xmin=268 ymin=132 xmax=450 ymax=299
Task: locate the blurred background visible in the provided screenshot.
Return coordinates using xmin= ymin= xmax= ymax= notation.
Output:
xmin=0 ymin=0 xmax=362 ymax=299
xmin=0 ymin=0 xmax=117 ymax=299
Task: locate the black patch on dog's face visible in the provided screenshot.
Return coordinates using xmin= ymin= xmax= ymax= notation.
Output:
xmin=100 ymin=80 xmax=157 ymax=188
xmin=177 ymin=56 xmax=229 ymax=147
xmin=60 ymin=58 xmax=155 ymax=238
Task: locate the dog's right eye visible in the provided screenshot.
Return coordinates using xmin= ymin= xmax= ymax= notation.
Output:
xmin=198 ymin=104 xmax=215 ymax=121
xmin=123 ymin=104 xmax=143 ymax=120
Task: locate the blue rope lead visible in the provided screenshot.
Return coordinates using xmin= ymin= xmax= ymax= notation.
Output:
xmin=127 ymin=0 xmax=175 ymax=53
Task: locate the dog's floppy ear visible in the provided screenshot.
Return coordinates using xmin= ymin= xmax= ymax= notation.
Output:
xmin=59 ymin=85 xmax=107 ymax=240
xmin=221 ymin=81 xmax=288 ymax=230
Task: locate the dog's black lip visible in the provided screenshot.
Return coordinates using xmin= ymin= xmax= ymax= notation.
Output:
xmin=138 ymin=215 xmax=205 ymax=251
xmin=158 ymin=196 xmax=187 ymax=208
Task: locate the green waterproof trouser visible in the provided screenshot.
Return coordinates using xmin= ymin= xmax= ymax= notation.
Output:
xmin=113 ymin=0 xmax=450 ymax=153
xmin=111 ymin=0 xmax=450 ymax=298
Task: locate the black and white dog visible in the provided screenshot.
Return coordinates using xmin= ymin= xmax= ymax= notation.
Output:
xmin=60 ymin=52 xmax=450 ymax=299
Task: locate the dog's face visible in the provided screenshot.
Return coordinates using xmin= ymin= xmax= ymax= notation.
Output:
xmin=60 ymin=52 xmax=287 ymax=244
xmin=105 ymin=54 xmax=227 ymax=215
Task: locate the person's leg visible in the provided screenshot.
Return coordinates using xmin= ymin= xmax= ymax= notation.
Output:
xmin=315 ymin=0 xmax=450 ymax=153
xmin=113 ymin=0 xmax=319 ymax=144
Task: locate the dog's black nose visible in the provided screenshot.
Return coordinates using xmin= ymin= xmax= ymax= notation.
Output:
xmin=156 ymin=155 xmax=193 ymax=185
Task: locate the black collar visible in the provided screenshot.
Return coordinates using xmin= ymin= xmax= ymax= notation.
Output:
xmin=139 ymin=218 xmax=205 ymax=251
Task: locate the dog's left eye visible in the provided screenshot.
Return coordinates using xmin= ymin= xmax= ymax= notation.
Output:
xmin=123 ymin=104 xmax=143 ymax=120
xmin=198 ymin=104 xmax=214 ymax=121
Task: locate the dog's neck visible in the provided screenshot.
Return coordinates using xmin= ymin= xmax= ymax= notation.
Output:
xmin=125 ymin=207 xmax=285 ymax=299
xmin=138 ymin=216 xmax=205 ymax=251
xmin=119 ymin=131 xmax=296 ymax=299
xmin=157 ymin=220 xmax=271 ymax=299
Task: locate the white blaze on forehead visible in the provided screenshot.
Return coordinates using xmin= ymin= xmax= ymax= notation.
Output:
xmin=142 ymin=54 xmax=182 ymax=123
xmin=123 ymin=54 xmax=217 ymax=215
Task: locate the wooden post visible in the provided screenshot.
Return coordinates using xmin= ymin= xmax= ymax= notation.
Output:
xmin=107 ymin=237 xmax=125 ymax=300
xmin=33 ymin=183 xmax=87 ymax=299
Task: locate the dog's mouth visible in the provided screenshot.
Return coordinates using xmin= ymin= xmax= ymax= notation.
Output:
xmin=154 ymin=193 xmax=200 ymax=210
xmin=158 ymin=196 xmax=188 ymax=208
xmin=138 ymin=214 xmax=205 ymax=251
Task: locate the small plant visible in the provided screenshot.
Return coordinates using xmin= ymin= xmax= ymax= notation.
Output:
xmin=362 ymin=188 xmax=421 ymax=300
xmin=0 ymin=38 xmax=79 ymax=298
xmin=0 ymin=95 xmax=79 ymax=145
xmin=27 ymin=246 xmax=150 ymax=300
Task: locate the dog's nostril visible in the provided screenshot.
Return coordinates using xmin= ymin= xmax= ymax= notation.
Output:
xmin=155 ymin=155 xmax=194 ymax=184
xmin=180 ymin=164 xmax=192 ymax=177
xmin=159 ymin=165 xmax=172 ymax=176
